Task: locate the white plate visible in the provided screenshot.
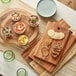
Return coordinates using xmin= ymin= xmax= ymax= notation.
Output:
xmin=37 ymin=0 xmax=56 ymax=17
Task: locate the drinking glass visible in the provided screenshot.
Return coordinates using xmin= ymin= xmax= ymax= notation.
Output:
xmin=1 ymin=0 xmax=11 ymax=3
xmin=17 ymin=68 xmax=28 ymax=76
xmin=3 ymin=50 xmax=15 ymax=62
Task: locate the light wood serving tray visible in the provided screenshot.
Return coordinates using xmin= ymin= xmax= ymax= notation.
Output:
xmin=0 ymin=8 xmax=39 ymax=46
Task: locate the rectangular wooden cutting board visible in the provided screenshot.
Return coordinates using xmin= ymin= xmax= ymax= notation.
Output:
xmin=22 ymin=19 xmax=76 ymax=76
xmin=34 ymin=22 xmax=70 ymax=65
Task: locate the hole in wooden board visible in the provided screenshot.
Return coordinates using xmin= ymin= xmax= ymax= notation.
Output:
xmin=57 ymin=27 xmax=60 ymax=30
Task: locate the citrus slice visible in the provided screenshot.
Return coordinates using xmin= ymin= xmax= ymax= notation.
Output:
xmin=48 ymin=30 xmax=55 ymax=37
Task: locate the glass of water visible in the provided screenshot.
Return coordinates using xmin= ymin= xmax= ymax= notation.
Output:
xmin=3 ymin=50 xmax=15 ymax=62
xmin=1 ymin=0 xmax=11 ymax=3
xmin=17 ymin=68 xmax=28 ymax=76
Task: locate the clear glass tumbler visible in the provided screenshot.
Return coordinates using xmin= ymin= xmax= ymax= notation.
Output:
xmin=17 ymin=68 xmax=28 ymax=76
xmin=3 ymin=50 xmax=15 ymax=62
xmin=1 ymin=0 xmax=11 ymax=3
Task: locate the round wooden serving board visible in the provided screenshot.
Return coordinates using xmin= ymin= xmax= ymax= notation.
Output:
xmin=0 ymin=8 xmax=39 ymax=46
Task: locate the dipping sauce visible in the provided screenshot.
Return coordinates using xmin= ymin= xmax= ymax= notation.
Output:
xmin=2 ymin=26 xmax=12 ymax=39
xmin=13 ymin=22 xmax=26 ymax=34
xmin=18 ymin=35 xmax=28 ymax=45
xmin=11 ymin=12 xmax=21 ymax=22
xmin=28 ymin=15 xmax=39 ymax=27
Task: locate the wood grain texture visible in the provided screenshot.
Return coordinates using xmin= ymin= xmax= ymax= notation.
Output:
xmin=22 ymin=19 xmax=76 ymax=75
xmin=29 ymin=20 xmax=76 ymax=74
xmin=0 ymin=0 xmax=76 ymax=76
xmin=0 ymin=9 xmax=39 ymax=46
xmin=58 ymin=0 xmax=76 ymax=10
xmin=34 ymin=23 xmax=70 ymax=65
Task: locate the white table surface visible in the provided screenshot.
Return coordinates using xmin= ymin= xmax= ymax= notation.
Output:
xmin=0 ymin=0 xmax=76 ymax=76
xmin=22 ymin=0 xmax=76 ymax=29
xmin=0 ymin=51 xmax=38 ymax=76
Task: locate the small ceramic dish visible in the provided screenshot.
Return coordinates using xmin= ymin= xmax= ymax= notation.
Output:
xmin=27 ymin=15 xmax=39 ymax=27
xmin=18 ymin=35 xmax=28 ymax=46
xmin=36 ymin=0 xmax=56 ymax=18
xmin=13 ymin=22 xmax=26 ymax=34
